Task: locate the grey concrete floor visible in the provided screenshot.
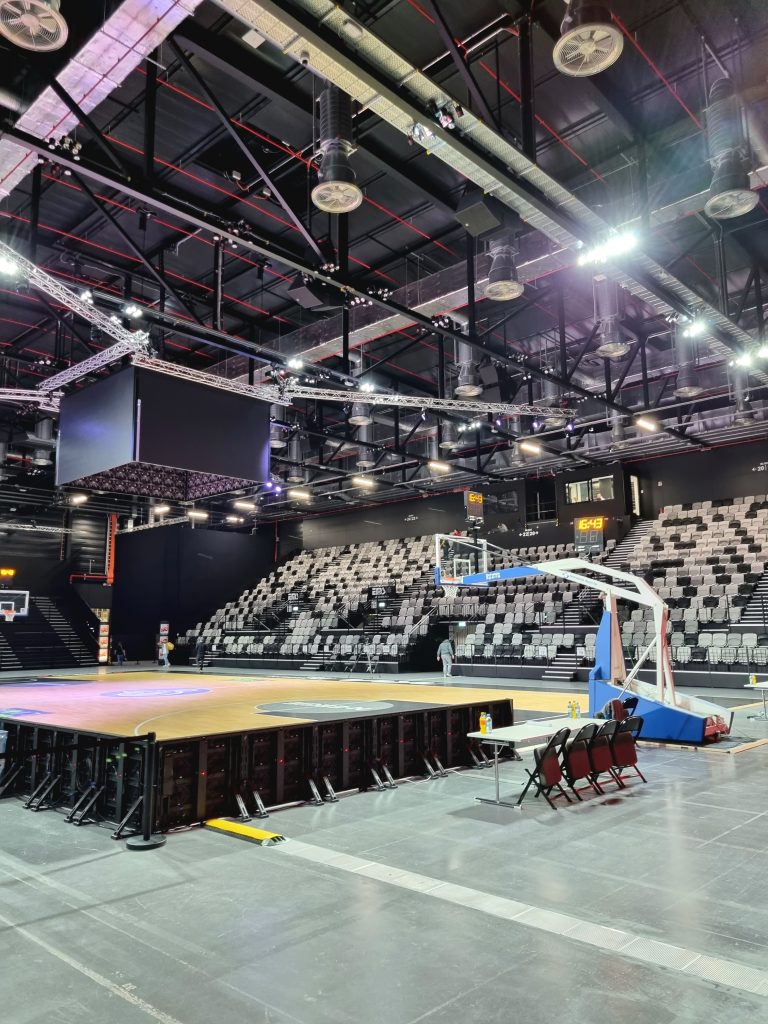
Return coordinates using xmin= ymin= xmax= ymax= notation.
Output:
xmin=2 ymin=679 xmax=768 ymax=1023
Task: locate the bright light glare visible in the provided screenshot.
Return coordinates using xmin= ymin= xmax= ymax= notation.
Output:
xmin=233 ymin=500 xmax=256 ymax=510
xmin=287 ymin=357 xmax=304 ymax=370
xmin=225 ymin=515 xmax=244 ymax=524
xmin=80 ymin=289 xmax=94 ymax=305
xmin=577 ymin=231 xmax=638 ymax=267
xmin=288 ymin=488 xmax=311 ymax=500
xmin=0 ymin=255 xmax=19 ymax=276
xmin=635 ymin=416 xmax=658 ymax=432
xmin=351 ymin=475 xmax=376 ymax=488
xmin=735 ymin=352 xmax=753 ymax=368
xmin=682 ymin=319 xmax=707 ymax=339
xmin=428 ymin=460 xmax=451 ymax=473
xmin=154 ymin=504 xmax=170 ymax=515
xmin=187 ymin=509 xmax=208 ymax=519
xmin=69 ymin=494 xmax=88 ymax=505
xmin=123 ymin=302 xmax=142 ymax=319
xmin=519 ymin=440 xmax=542 ymax=455
xmin=359 ymin=381 xmax=376 ymax=393
xmin=757 ymin=344 xmax=768 ymax=359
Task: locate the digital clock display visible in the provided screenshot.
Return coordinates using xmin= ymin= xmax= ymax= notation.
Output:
xmin=576 ymin=516 xmax=605 ymax=531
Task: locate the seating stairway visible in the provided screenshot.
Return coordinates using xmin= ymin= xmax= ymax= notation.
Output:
xmin=738 ymin=571 xmax=768 ymax=629
xmin=0 ymin=595 xmax=98 ymax=671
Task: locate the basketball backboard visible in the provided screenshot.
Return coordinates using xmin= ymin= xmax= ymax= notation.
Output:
xmin=0 ymin=590 xmax=29 ymax=623
xmin=434 ymin=534 xmax=490 ymax=587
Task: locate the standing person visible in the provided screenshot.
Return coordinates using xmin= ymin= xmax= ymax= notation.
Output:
xmin=195 ymin=635 xmax=207 ymax=673
xmin=437 ymin=636 xmax=453 ymax=679
xmin=114 ymin=640 xmax=126 ymax=667
xmin=158 ymin=636 xmax=170 ymax=670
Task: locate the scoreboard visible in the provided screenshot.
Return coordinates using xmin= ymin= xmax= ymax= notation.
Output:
xmin=464 ymin=490 xmax=484 ymax=523
xmin=574 ymin=515 xmax=606 ymax=554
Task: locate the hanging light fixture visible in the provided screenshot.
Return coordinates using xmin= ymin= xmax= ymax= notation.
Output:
xmin=311 ymin=86 xmax=363 ymax=214
xmin=704 ymin=78 xmax=758 ymax=220
xmin=553 ymin=1 xmax=624 ymax=78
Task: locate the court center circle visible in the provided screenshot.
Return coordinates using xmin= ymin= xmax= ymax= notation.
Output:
xmin=260 ymin=699 xmax=395 ymax=715
xmin=103 ymin=687 xmax=210 ymax=698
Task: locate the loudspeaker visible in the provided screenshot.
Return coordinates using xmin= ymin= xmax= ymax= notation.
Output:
xmin=287 ymin=274 xmax=340 ymax=311
xmin=455 ymin=189 xmax=503 ymax=237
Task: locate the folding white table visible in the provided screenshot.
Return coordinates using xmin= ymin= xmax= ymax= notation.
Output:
xmin=467 ymin=716 xmax=604 ymax=808
xmin=743 ymin=681 xmax=768 ymax=721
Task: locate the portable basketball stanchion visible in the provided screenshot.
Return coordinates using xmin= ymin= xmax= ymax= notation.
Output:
xmin=126 ymin=732 xmax=166 ymax=851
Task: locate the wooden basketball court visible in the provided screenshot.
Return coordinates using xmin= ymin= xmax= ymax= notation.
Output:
xmin=0 ymin=671 xmax=585 ymax=741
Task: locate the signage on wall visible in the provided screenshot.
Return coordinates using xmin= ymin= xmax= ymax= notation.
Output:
xmin=519 ymin=528 xmax=538 ymax=538
xmin=0 ymin=568 xmax=16 ymax=578
xmin=752 ymin=462 xmax=768 ymax=474
xmin=370 ymin=585 xmax=394 ymax=598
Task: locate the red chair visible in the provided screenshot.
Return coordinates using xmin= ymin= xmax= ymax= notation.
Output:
xmin=611 ymin=716 xmax=647 ymax=784
xmin=562 ymin=724 xmax=602 ymax=799
xmin=518 ymin=728 xmax=572 ymax=809
xmin=589 ymin=721 xmax=624 ymax=791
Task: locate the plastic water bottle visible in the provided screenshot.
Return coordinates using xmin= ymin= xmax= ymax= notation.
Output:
xmin=567 ymin=700 xmax=574 ymax=718
xmin=479 ymin=712 xmax=487 ymax=734
xmin=575 ymin=702 xmax=581 ymax=718
xmin=749 ymin=673 xmax=758 ymax=687
xmin=486 ymin=711 xmax=493 ymax=733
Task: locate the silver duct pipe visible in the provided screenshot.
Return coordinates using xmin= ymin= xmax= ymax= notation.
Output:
xmin=593 ymin=274 xmax=629 ymax=359
xmin=286 ymin=434 xmax=305 ymax=482
xmin=32 ymin=417 xmax=54 ymax=466
xmin=348 ymin=401 xmax=373 ymax=426
xmin=356 ymin=421 xmax=376 ymax=466
xmin=454 ymin=340 xmax=482 ymax=397
xmin=610 ymin=410 xmax=627 ymax=449
xmin=705 ymin=78 xmax=758 ymax=220
xmin=438 ymin=422 xmax=461 ymax=451
xmin=673 ymin=326 xmax=704 ymax=398
xmin=732 ymin=368 xmax=754 ymax=423
xmin=269 ymin=403 xmax=287 ymax=448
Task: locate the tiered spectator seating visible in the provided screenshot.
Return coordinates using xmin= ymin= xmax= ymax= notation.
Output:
xmin=621 ymin=496 xmax=768 ymax=669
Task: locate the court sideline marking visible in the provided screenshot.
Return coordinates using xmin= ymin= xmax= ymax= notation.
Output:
xmin=272 ymin=840 xmax=768 ymax=999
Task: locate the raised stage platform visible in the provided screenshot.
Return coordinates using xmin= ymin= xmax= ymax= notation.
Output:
xmin=0 ymin=672 xmax=567 ymax=832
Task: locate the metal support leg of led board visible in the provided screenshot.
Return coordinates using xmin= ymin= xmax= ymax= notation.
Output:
xmin=127 ymin=732 xmax=166 ymax=850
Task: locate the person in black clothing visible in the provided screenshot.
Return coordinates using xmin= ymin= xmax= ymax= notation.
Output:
xmin=195 ymin=635 xmax=207 ymax=672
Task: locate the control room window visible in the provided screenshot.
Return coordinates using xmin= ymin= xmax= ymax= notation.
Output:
xmin=565 ymin=476 xmax=614 ymax=504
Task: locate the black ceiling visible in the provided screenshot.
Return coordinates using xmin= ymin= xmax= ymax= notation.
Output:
xmin=0 ymin=0 xmax=767 ymax=525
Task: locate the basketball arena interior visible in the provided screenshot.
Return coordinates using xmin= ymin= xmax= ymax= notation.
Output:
xmin=1 ymin=1 xmax=768 ymax=1021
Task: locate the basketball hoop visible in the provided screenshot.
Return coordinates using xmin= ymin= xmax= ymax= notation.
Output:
xmin=441 ymin=583 xmax=459 ymax=603
xmin=0 ymin=607 xmax=16 ymax=623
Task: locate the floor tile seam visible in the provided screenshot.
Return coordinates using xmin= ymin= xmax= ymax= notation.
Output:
xmin=273 ymin=841 xmax=768 ymax=999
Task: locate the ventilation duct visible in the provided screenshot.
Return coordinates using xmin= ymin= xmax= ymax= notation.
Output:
xmin=553 ymin=1 xmax=624 ymax=78
xmin=356 ymin=422 xmax=376 ymax=467
xmin=286 ymin=434 xmax=305 ymax=482
xmin=610 ymin=410 xmax=627 ymax=449
xmin=349 ymin=402 xmax=372 ymax=427
xmin=438 ymin=422 xmax=461 ymax=451
xmin=704 ymin=78 xmax=758 ymax=221
xmin=673 ymin=327 xmax=704 ymax=398
xmin=311 ymin=85 xmax=362 ymax=214
xmin=269 ymin=403 xmax=288 ymax=449
xmin=593 ymin=275 xmax=630 ymax=359
xmin=28 ymin=417 xmax=55 ymax=466
xmin=0 ymin=1 xmax=204 ymax=199
xmin=733 ymin=368 xmax=754 ymax=424
xmin=454 ymin=341 xmax=482 ymax=397
xmin=484 ymin=242 xmax=523 ymax=301
xmin=0 ymin=0 xmax=68 ymax=51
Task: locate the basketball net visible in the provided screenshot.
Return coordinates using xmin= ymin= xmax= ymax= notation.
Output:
xmin=442 ymin=583 xmax=459 ymax=603
xmin=0 ymin=608 xmax=16 ymax=623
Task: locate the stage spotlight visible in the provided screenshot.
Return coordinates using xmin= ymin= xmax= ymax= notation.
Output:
xmin=287 ymin=357 xmax=304 ymax=370
xmin=0 ymin=254 xmax=19 ymax=276
xmin=578 ymin=231 xmax=638 ymax=266
xmin=519 ymin=440 xmax=542 ymax=456
xmin=69 ymin=493 xmax=88 ymax=505
xmin=123 ymin=302 xmax=142 ymax=319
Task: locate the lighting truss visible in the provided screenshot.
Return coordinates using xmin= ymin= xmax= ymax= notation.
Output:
xmin=130 ymin=355 xmax=571 ymax=421
xmin=116 ymin=516 xmax=189 ymax=535
xmin=0 ymin=388 xmax=62 ymax=412
xmin=38 ymin=338 xmax=150 ymax=393
xmin=0 ymin=523 xmax=72 ymax=535
xmin=0 ymin=241 xmax=150 ymax=392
